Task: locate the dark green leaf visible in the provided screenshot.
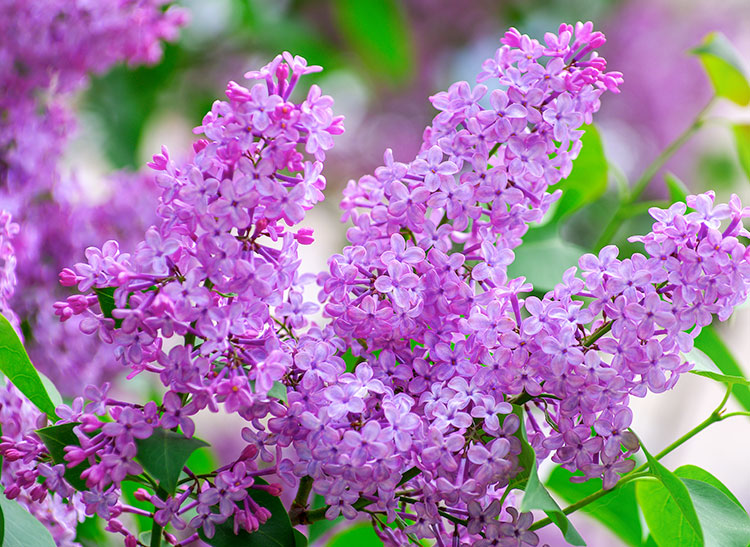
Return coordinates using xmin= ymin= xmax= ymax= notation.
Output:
xmin=682 ymin=478 xmax=750 ymax=547
xmin=332 ymin=0 xmax=414 ymax=86
xmin=733 ymin=124 xmax=750 ymax=181
xmin=665 ymin=172 xmax=690 ymax=203
xmin=638 ymin=444 xmax=703 ymax=546
xmin=546 ymin=466 xmax=642 ymax=546
xmin=691 ymin=32 xmax=750 ymax=106
xmin=36 ymin=422 xmax=90 ymax=491
xmin=675 ymin=465 xmax=743 ymax=508
xmin=200 ymin=478 xmax=295 ymax=547
xmin=134 ymin=429 xmax=208 ymax=495
xmin=0 ymin=313 xmax=59 ymax=420
xmin=506 ymin=406 xmax=535 ymax=491
xmin=0 ymin=489 xmax=56 ymax=547
xmin=520 ymin=455 xmax=586 ymax=545
xmin=551 ymin=125 xmax=607 ymax=222
xmin=94 ymin=287 xmax=123 ymax=329
xmin=694 ymin=326 xmax=750 ymax=413
xmin=506 ymin=237 xmax=587 ymax=293
xmin=294 ymin=529 xmax=308 ymax=546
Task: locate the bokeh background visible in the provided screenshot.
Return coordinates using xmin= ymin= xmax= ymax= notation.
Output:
xmin=49 ymin=0 xmax=750 ymax=544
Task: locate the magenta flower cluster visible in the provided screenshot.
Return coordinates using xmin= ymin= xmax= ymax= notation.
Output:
xmin=2 ymin=20 xmax=750 ymax=547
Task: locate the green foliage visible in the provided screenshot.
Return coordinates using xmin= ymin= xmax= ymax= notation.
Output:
xmin=134 ymin=429 xmax=209 ymax=495
xmin=691 ymin=32 xmax=750 ymax=106
xmin=664 ymin=172 xmax=689 ymax=203
xmin=36 ymin=422 xmax=90 ymax=491
xmin=551 ymin=125 xmax=608 ymax=222
xmin=546 ymin=466 xmax=643 ymax=547
xmin=506 ymin=237 xmax=586 ymax=293
xmin=294 ymin=529 xmax=308 ymax=546
xmin=681 ymin=478 xmax=750 ymax=547
xmin=200 ymin=478 xmax=296 ymax=547
xmin=506 ymin=405 xmax=535 ymax=491
xmin=694 ymin=326 xmax=750 ymax=412
xmin=94 ymin=287 xmax=123 ymax=329
xmin=674 ymin=465 xmax=743 ymax=508
xmin=308 ymin=494 xmax=342 ymax=544
xmin=520 ymin=455 xmax=586 ymax=545
xmin=327 ymin=522 xmax=381 ymax=546
xmin=638 ymin=444 xmax=702 ymax=546
xmin=0 ymin=488 xmax=56 ymax=547
xmin=732 ymin=124 xmax=750 ymax=181
xmin=0 ymin=313 xmax=59 ymax=420
xmin=332 ymin=0 xmax=414 ymax=86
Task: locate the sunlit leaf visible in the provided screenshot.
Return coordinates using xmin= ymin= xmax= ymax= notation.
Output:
xmin=691 ymin=32 xmax=750 ymax=106
xmin=675 ymin=465 xmax=743 ymax=508
xmin=733 ymin=124 xmax=750 ymax=181
xmin=665 ymin=172 xmax=689 ymax=203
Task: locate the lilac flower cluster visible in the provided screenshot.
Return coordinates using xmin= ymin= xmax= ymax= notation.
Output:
xmin=4 ymin=21 xmax=750 ymax=547
xmin=0 ymin=0 xmax=186 ymax=394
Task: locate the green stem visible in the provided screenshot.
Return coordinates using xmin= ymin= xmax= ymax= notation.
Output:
xmin=530 ymin=384 xmax=736 ymax=532
xmin=149 ymin=520 xmax=162 ymax=547
xmin=594 ymin=96 xmax=715 ymax=250
xmin=582 ymin=321 xmax=612 ymax=347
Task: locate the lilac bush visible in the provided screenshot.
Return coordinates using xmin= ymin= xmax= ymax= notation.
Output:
xmin=1 ymin=15 xmax=750 ymax=547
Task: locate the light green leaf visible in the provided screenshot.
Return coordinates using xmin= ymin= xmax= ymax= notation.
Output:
xmin=506 ymin=238 xmax=587 ymax=293
xmin=0 ymin=489 xmax=56 ymax=547
xmin=309 ymin=494 xmax=342 ymax=544
xmin=327 ymin=522 xmax=382 ymax=547
xmin=521 ymin=456 xmax=586 ymax=545
xmin=200 ymin=478 xmax=295 ymax=547
xmin=691 ymin=32 xmax=750 ymax=106
xmin=0 ymin=313 xmax=58 ymax=420
xmin=552 ymin=125 xmax=608 ymax=222
xmin=682 ymin=478 xmax=750 ymax=547
xmin=637 ymin=444 xmax=703 ymax=546
xmin=38 ymin=372 xmax=63 ymax=409
xmin=733 ymin=124 xmax=750 ymax=181
xmin=267 ymin=381 xmax=288 ymax=403
xmin=134 ymin=429 xmax=209 ymax=496
xmin=675 ymin=465 xmax=743 ymax=508
xmin=332 ymin=0 xmax=414 ymax=86
xmin=694 ymin=326 xmax=750 ymax=413
xmin=506 ymin=406 xmax=535 ymax=491
xmin=665 ymin=172 xmax=689 ymax=203
xmin=36 ymin=422 xmax=90 ymax=491
xmin=546 ymin=466 xmax=642 ymax=546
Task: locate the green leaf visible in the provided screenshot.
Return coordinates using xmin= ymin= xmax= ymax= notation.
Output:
xmin=38 ymin=372 xmax=63 ymax=409
xmin=520 ymin=456 xmax=586 ymax=545
xmin=546 ymin=466 xmax=642 ymax=546
xmin=665 ymin=172 xmax=690 ymax=203
xmin=506 ymin=237 xmax=587 ymax=293
xmin=94 ymin=287 xmax=123 ymax=329
xmin=685 ymin=346 xmax=750 ymax=386
xmin=75 ymin=516 xmax=107 ymax=545
xmin=694 ymin=326 xmax=750 ymax=413
xmin=733 ymin=124 xmax=750 ymax=181
xmin=200 ymin=478 xmax=295 ymax=547
xmin=691 ymin=32 xmax=750 ymax=106
xmin=36 ymin=422 xmax=90 ymax=491
xmin=309 ymin=494 xmax=342 ymax=544
xmin=675 ymin=465 xmax=743 ymax=508
xmin=267 ymin=381 xmax=288 ymax=403
xmin=0 ymin=488 xmax=56 ymax=547
xmin=682 ymin=478 xmax=750 ymax=547
xmin=332 ymin=0 xmax=414 ymax=86
xmin=327 ymin=522 xmax=382 ymax=547
xmin=638 ymin=444 xmax=703 ymax=546
xmin=506 ymin=406 xmax=535 ymax=491
xmin=294 ymin=529 xmax=308 ymax=547
xmin=551 ymin=125 xmax=608 ymax=222
xmin=0 ymin=313 xmax=59 ymax=420
xmin=121 ymin=480 xmax=153 ymax=532
xmin=134 ymin=429 xmax=209 ymax=496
